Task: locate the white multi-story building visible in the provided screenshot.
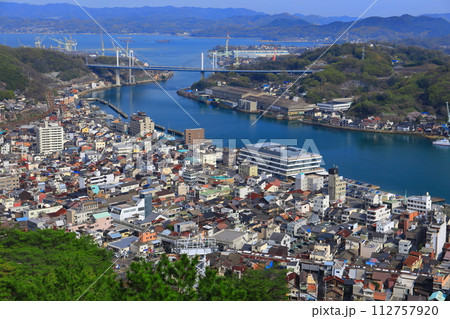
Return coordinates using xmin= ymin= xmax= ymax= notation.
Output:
xmin=398 ymin=239 xmax=412 ymax=255
xmin=407 ymin=193 xmax=432 ymax=215
xmin=295 ymin=173 xmax=324 ymax=191
xmin=313 ymin=195 xmax=329 ymax=216
xmin=317 ymin=101 xmax=352 ymax=112
xmin=376 ymin=220 xmax=395 ymax=233
xmin=238 ymin=142 xmax=324 ymax=179
xmin=36 ymin=121 xmax=64 ymax=154
xmin=426 ymin=213 xmax=447 ymax=260
xmin=79 ymin=172 xmax=116 ymax=188
xmin=109 ymin=190 xmax=152 ymax=221
xmin=366 ymin=205 xmax=391 ymax=224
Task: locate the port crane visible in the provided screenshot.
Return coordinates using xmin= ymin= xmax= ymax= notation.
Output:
xmin=35 ymin=34 xmax=47 ymax=48
xmin=49 ymin=36 xmax=77 ymax=51
xmin=225 ymin=31 xmax=230 ymax=58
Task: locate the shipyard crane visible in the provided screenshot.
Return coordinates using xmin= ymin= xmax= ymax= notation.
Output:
xmin=35 ymin=34 xmax=47 ymax=48
xmin=97 ymin=31 xmax=123 ymax=54
xmin=50 ymin=36 xmax=77 ymax=51
xmin=225 ymin=31 xmax=230 ymax=58
xmin=64 ymin=35 xmax=77 ymax=51
xmin=118 ymin=37 xmax=135 ymax=55
xmin=49 ymin=37 xmax=64 ymax=50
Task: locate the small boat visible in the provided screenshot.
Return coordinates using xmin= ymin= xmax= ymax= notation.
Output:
xmin=155 ymin=39 xmax=170 ymax=43
xmin=432 ymin=138 xmax=450 ymax=146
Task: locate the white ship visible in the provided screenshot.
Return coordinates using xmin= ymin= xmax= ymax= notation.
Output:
xmin=432 ymin=138 xmax=450 ymax=146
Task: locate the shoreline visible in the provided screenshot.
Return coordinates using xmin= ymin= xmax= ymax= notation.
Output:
xmin=78 ymin=76 xmax=170 ymax=98
xmin=176 ymin=88 xmax=445 ymax=140
xmin=298 ymin=119 xmax=443 ymax=140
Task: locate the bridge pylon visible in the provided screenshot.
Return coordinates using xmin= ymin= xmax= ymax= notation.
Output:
xmin=115 ymin=69 xmax=121 ymax=86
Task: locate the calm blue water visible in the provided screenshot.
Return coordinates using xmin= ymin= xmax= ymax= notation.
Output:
xmin=3 ymin=33 xmax=450 ymax=201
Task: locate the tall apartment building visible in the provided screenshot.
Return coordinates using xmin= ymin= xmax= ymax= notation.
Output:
xmin=222 ymin=147 xmax=237 ymax=167
xmin=36 ymin=121 xmax=64 ymax=154
xmin=184 ymin=128 xmax=205 ymax=145
xmin=328 ymin=168 xmax=346 ymax=203
xmin=0 ymin=175 xmax=20 ymax=190
xmin=426 ymin=213 xmax=447 ymax=260
xmin=129 ymin=112 xmax=154 ymax=136
xmin=237 ymin=142 xmax=323 ymax=179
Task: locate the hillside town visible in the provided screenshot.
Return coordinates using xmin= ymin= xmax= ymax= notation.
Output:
xmin=0 ymin=82 xmax=449 ymax=302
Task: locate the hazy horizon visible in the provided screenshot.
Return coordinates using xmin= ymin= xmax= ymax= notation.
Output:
xmin=1 ymin=0 xmax=448 ymax=17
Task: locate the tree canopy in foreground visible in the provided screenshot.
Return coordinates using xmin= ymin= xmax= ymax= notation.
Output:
xmin=0 ymin=228 xmax=288 ymax=301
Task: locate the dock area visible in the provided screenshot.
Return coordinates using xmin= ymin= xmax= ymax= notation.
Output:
xmin=167 ymin=128 xmax=184 ymax=136
xmin=82 ymin=98 xmax=128 ymax=119
xmin=154 ymin=124 xmax=166 ymax=131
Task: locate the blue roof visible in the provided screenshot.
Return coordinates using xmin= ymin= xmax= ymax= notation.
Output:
xmin=109 ymin=232 xmax=122 ymax=239
xmin=90 ymin=185 xmax=100 ymax=194
xmin=109 ymin=236 xmax=138 ymax=249
xmin=429 ymin=291 xmax=447 ymax=301
xmin=16 ymin=217 xmax=28 ymax=222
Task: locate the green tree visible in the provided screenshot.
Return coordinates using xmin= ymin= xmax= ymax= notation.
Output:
xmin=120 ymin=254 xmax=289 ymax=301
xmin=0 ymin=228 xmax=118 ymax=301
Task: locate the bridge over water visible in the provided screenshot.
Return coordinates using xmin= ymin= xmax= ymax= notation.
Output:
xmin=86 ymin=63 xmax=315 ymax=85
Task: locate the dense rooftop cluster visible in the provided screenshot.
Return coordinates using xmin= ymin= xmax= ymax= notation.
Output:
xmin=0 ymin=81 xmax=449 ymax=301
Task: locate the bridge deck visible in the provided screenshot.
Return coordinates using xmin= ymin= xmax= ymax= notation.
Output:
xmin=86 ymin=64 xmax=314 ymax=74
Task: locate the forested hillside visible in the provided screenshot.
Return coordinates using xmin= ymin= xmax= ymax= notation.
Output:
xmin=200 ymin=43 xmax=450 ymax=119
xmin=0 ymin=45 xmax=92 ymax=100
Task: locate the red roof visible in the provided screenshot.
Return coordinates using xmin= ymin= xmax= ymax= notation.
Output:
xmin=373 ymin=292 xmax=388 ymax=301
xmin=248 ymin=193 xmax=262 ymax=200
xmin=216 ymin=222 xmax=229 ymax=230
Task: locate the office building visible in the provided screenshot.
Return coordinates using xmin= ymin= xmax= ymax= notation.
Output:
xmin=328 ymin=168 xmax=346 ymax=203
xmin=238 ymin=142 xmax=323 ymax=179
xmin=184 ymin=128 xmax=205 ymax=145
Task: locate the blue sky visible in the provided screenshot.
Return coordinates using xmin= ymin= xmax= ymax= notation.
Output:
xmin=3 ymin=0 xmax=449 ymax=16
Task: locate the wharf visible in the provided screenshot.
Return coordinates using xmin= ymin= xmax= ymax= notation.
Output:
xmin=154 ymin=124 xmax=166 ymax=131
xmin=167 ymin=128 xmax=184 ymax=136
xmin=82 ymin=98 xmax=128 ymax=119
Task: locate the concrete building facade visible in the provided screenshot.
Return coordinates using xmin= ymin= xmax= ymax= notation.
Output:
xmin=36 ymin=121 xmax=64 ymax=154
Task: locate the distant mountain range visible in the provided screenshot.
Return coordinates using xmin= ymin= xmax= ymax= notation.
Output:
xmin=0 ymin=2 xmax=449 ymax=42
